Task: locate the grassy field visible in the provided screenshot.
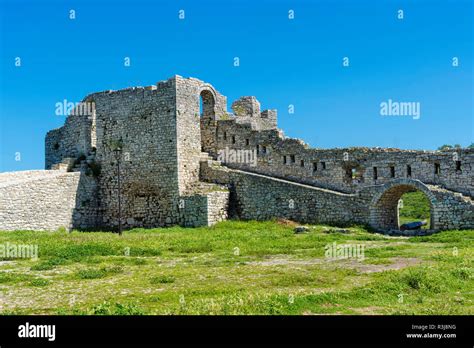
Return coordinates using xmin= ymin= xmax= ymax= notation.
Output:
xmin=0 ymin=220 xmax=472 ymax=315
xmin=399 ymin=191 xmax=431 ymax=228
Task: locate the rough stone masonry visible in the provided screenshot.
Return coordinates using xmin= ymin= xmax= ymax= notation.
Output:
xmin=0 ymin=75 xmax=473 ymax=232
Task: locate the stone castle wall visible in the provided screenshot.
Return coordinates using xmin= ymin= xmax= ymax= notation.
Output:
xmin=175 ymin=76 xmax=227 ymax=194
xmin=178 ymin=190 xmax=229 ymax=227
xmin=201 ymin=161 xmax=474 ymax=231
xmin=213 ymin=117 xmax=474 ymax=197
xmin=45 ymin=113 xmax=92 ymax=170
xmin=0 ymin=170 xmax=98 ymax=231
xmin=364 ymin=178 xmax=474 ymax=231
xmin=42 ymin=76 xmax=231 ymax=230
xmin=0 ymin=75 xmax=471 ymax=232
xmin=90 ymin=81 xmax=181 ymax=229
xmin=201 ymin=160 xmax=370 ymax=225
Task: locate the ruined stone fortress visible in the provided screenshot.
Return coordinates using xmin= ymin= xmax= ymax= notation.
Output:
xmin=1 ymin=75 xmax=473 ymax=232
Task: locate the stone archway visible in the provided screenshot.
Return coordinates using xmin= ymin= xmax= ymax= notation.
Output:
xmin=199 ymin=89 xmax=216 ymax=119
xmin=369 ymin=179 xmax=437 ymax=231
xmin=199 ymin=87 xmax=217 ymax=154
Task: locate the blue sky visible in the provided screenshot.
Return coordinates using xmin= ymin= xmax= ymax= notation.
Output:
xmin=0 ymin=0 xmax=472 ymax=172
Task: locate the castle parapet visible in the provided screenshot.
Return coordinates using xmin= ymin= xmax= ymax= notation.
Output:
xmin=232 ymin=96 xmax=260 ymax=117
xmin=231 ymin=96 xmax=277 ymax=130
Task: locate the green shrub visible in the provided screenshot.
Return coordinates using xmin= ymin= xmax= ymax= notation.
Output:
xmin=29 ymin=278 xmax=50 ymax=287
xmin=401 ymin=268 xmax=443 ymax=292
xmin=31 ymin=257 xmax=68 ymax=271
xmin=55 ymin=244 xmax=117 ymax=261
xmin=76 ymin=265 xmax=123 ymax=280
xmin=56 ymin=226 xmax=68 ymax=234
xmin=64 ymin=301 xmax=147 ymax=315
xmin=150 ymin=275 xmax=175 ymax=284
xmin=88 ymin=161 xmax=101 ymax=177
xmin=91 ymin=302 xmax=145 ymax=315
xmin=131 ymin=258 xmax=147 ymax=265
xmin=451 ymin=267 xmax=472 ymax=280
xmin=0 ymin=273 xmax=29 ymax=284
xmin=77 ymin=268 xmax=106 ymax=279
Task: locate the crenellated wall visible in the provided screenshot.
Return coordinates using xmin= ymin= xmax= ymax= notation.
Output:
xmin=213 ymin=117 xmax=474 ymax=198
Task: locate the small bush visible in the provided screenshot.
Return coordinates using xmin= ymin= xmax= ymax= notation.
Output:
xmin=56 ymin=226 xmax=68 ymax=234
xmin=55 ymin=244 xmax=117 ymax=261
xmin=401 ymin=268 xmax=443 ymax=292
xmin=451 ymin=267 xmax=472 ymax=280
xmin=91 ymin=302 xmax=145 ymax=315
xmin=65 ymin=301 xmax=147 ymax=315
xmin=88 ymin=161 xmax=101 ymax=177
xmin=31 ymin=263 xmax=54 ymax=271
xmin=31 ymin=257 xmax=68 ymax=271
xmin=77 ymin=268 xmax=106 ymax=279
xmin=0 ymin=273 xmax=29 ymax=284
xmin=103 ymin=265 xmax=124 ymax=274
xmin=150 ymin=275 xmax=175 ymax=284
xmin=76 ymin=265 xmax=123 ymax=280
xmin=131 ymin=258 xmax=147 ymax=265
xmin=29 ymin=278 xmax=50 ymax=287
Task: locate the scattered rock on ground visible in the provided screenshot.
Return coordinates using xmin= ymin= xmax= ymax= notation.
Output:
xmin=294 ymin=226 xmax=310 ymax=234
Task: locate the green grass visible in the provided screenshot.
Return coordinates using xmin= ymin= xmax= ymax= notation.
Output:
xmin=150 ymin=275 xmax=176 ymax=284
xmin=0 ymin=220 xmax=472 ymax=315
xmin=75 ymin=266 xmax=124 ymax=280
xmin=29 ymin=278 xmax=50 ymax=287
xmin=399 ymin=191 xmax=431 ymax=228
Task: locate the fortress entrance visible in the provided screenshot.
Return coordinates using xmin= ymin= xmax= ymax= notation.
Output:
xmin=369 ymin=180 xmax=436 ymax=231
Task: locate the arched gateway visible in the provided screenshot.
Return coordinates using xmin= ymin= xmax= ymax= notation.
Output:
xmin=369 ymin=179 xmax=438 ymax=231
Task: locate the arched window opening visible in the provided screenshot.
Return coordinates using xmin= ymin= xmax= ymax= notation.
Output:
xmin=199 ymin=90 xmax=215 ymax=119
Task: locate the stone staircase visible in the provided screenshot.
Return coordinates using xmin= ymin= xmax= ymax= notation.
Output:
xmin=426 ymin=184 xmax=474 ymax=205
xmin=424 ymin=184 xmax=474 ymax=230
xmin=51 ymin=158 xmax=75 ymax=172
xmin=51 ymin=150 xmax=96 ymax=173
xmin=199 ymin=151 xmax=222 ymax=167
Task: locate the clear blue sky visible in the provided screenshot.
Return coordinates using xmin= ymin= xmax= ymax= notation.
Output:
xmin=0 ymin=0 xmax=472 ymax=172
